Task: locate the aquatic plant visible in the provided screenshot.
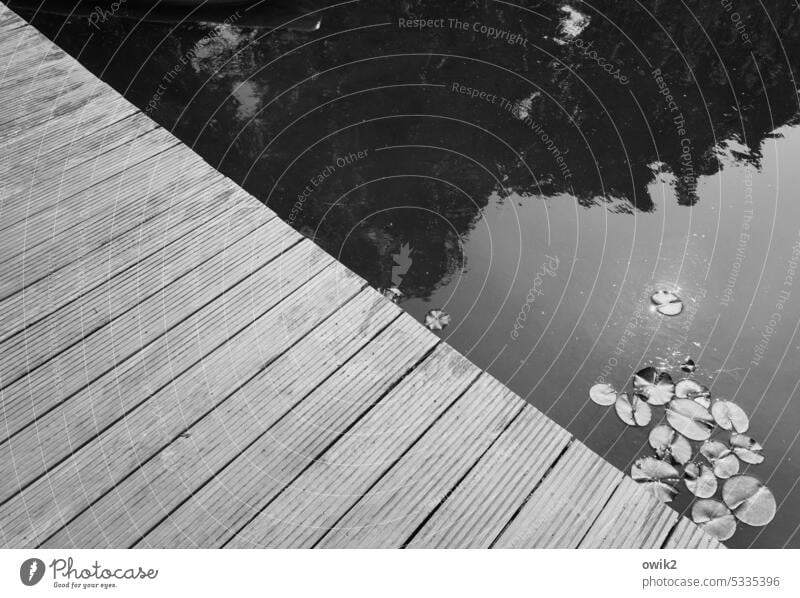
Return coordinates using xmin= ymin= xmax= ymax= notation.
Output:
xmin=589 ymin=383 xmax=617 ymax=406
xmin=650 ymin=290 xmax=684 ymax=316
xmin=590 ymin=356 xmax=775 ymax=542
xmin=692 ymin=499 xmax=737 ymax=542
xmin=424 ymin=309 xmax=451 ymax=331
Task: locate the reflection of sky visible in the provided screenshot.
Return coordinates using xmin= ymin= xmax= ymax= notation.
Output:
xmin=232 ymin=80 xmax=261 ymax=120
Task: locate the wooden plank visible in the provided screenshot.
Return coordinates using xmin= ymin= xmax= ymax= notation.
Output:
xmin=493 ymin=441 xmax=623 ymax=548
xmin=0 ymin=239 xmax=339 ymax=507
xmin=0 ymin=160 xmax=227 ymax=341
xmin=141 ymin=312 xmax=439 ymax=548
xmin=407 ymin=405 xmax=572 ymax=548
xmin=0 ymin=250 xmax=360 ymax=547
xmin=578 ymin=477 xmax=679 ymax=548
xmin=0 ymin=206 xmax=288 ymax=441
xmin=316 ymin=374 xmax=524 ymax=548
xmin=0 ymin=46 xmax=73 ymax=83
xmin=0 ymin=124 xmax=179 ymax=226
xmin=0 ymin=145 xmax=211 ymax=298
xmin=664 ymin=517 xmax=725 ymax=549
xmin=225 ymin=343 xmax=481 ymax=548
xmin=0 ymin=89 xmax=137 ymax=159
xmin=44 ymin=288 xmax=402 ymax=548
xmin=0 ymin=74 xmax=96 ymax=129
xmin=0 ymin=110 xmax=158 ymax=189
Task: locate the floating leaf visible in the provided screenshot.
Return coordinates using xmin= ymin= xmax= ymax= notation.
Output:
xmin=684 ymin=462 xmax=718 ymax=498
xmin=615 ymin=393 xmax=652 ymax=427
xmin=424 ymin=309 xmax=451 ymax=331
xmin=693 ymin=395 xmax=711 ymax=409
xmin=700 ymin=440 xmax=740 ymax=479
xmin=711 ymin=400 xmax=749 ymax=433
xmin=722 ymin=475 xmax=776 ymax=527
xmin=730 ymin=433 xmax=765 ymax=465
xmin=674 ymin=378 xmax=710 ymax=400
xmin=666 ymin=398 xmax=715 ymax=441
xmin=380 ymin=287 xmax=402 ymax=303
xmin=649 ymin=424 xmax=692 ymax=465
xmin=651 ymin=290 xmax=684 ymax=316
xmin=633 ymin=368 xmax=674 ymax=405
xmin=631 ymin=457 xmax=680 ymax=503
xmin=692 ymin=499 xmax=737 ymax=541
xmin=589 ymin=383 xmax=617 ymax=406
xmin=681 ymin=357 xmax=696 ymax=373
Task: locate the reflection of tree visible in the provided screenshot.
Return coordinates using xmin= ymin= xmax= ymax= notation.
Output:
xmin=17 ymin=0 xmax=800 ymax=299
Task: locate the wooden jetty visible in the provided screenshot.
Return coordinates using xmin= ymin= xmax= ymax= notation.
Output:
xmin=0 ymin=4 xmax=721 ymax=549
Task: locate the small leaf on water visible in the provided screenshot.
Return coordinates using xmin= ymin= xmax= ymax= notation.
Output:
xmin=648 ymin=424 xmax=692 ymax=465
xmin=700 ymin=440 xmax=740 ymax=479
xmin=380 ymin=287 xmax=403 ymax=303
xmin=651 ymin=290 xmax=684 ymax=316
xmin=631 ymin=457 xmax=680 ymax=503
xmin=711 ymin=400 xmax=749 ymax=433
xmin=589 ymin=383 xmax=617 ymax=406
xmin=633 ymin=368 xmax=675 ymax=405
xmin=681 ymin=357 xmax=696 ymax=373
xmin=675 ymin=378 xmax=710 ymax=400
xmin=684 ymin=462 xmax=718 ymax=498
xmin=666 ymin=398 xmax=715 ymax=441
xmin=730 ymin=433 xmax=765 ymax=465
xmin=424 ymin=309 xmax=451 ymax=331
xmin=694 ymin=395 xmax=712 ymax=409
xmin=692 ymin=499 xmax=737 ymax=541
xmin=615 ymin=393 xmax=652 ymax=427
xmin=722 ymin=475 xmax=776 ymax=527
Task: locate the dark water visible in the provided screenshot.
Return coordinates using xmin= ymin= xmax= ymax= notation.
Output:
xmin=12 ymin=0 xmax=800 ymax=548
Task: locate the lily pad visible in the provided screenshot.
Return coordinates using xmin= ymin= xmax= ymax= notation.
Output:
xmin=631 ymin=457 xmax=680 ymax=503
xmin=692 ymin=499 xmax=737 ymax=541
xmin=380 ymin=287 xmax=403 ymax=303
xmin=675 ymin=378 xmax=710 ymax=400
xmin=666 ymin=398 xmax=715 ymax=441
xmin=700 ymin=440 xmax=740 ymax=479
xmin=722 ymin=475 xmax=776 ymax=526
xmin=730 ymin=433 xmax=765 ymax=465
xmin=711 ymin=400 xmax=749 ymax=433
xmin=424 ymin=309 xmax=451 ymax=331
xmin=615 ymin=393 xmax=652 ymax=427
xmin=684 ymin=462 xmax=718 ymax=498
xmin=633 ymin=368 xmax=675 ymax=405
xmin=681 ymin=357 xmax=696 ymax=373
xmin=589 ymin=383 xmax=617 ymax=406
xmin=649 ymin=424 xmax=692 ymax=465
xmin=651 ymin=290 xmax=684 ymax=316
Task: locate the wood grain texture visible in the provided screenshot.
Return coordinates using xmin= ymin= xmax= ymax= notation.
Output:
xmin=664 ymin=517 xmax=725 ymax=549
xmin=0 ymin=206 xmax=285 ymax=441
xmin=225 ymin=343 xmax=481 ymax=548
xmin=579 ymin=477 xmax=680 ymax=548
xmin=45 ymin=288 xmax=399 ymax=548
xmin=407 ymin=404 xmax=572 ymax=548
xmin=0 ymin=254 xmax=360 ymax=547
xmin=316 ymin=373 xmax=525 ymax=548
xmin=493 ymin=441 xmax=623 ymax=548
xmin=140 ymin=311 xmax=439 ymax=548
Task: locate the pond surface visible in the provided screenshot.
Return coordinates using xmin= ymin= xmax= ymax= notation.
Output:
xmin=12 ymin=0 xmax=800 ymax=548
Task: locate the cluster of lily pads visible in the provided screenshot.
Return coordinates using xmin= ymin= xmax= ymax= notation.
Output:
xmin=589 ymin=359 xmax=775 ymax=542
